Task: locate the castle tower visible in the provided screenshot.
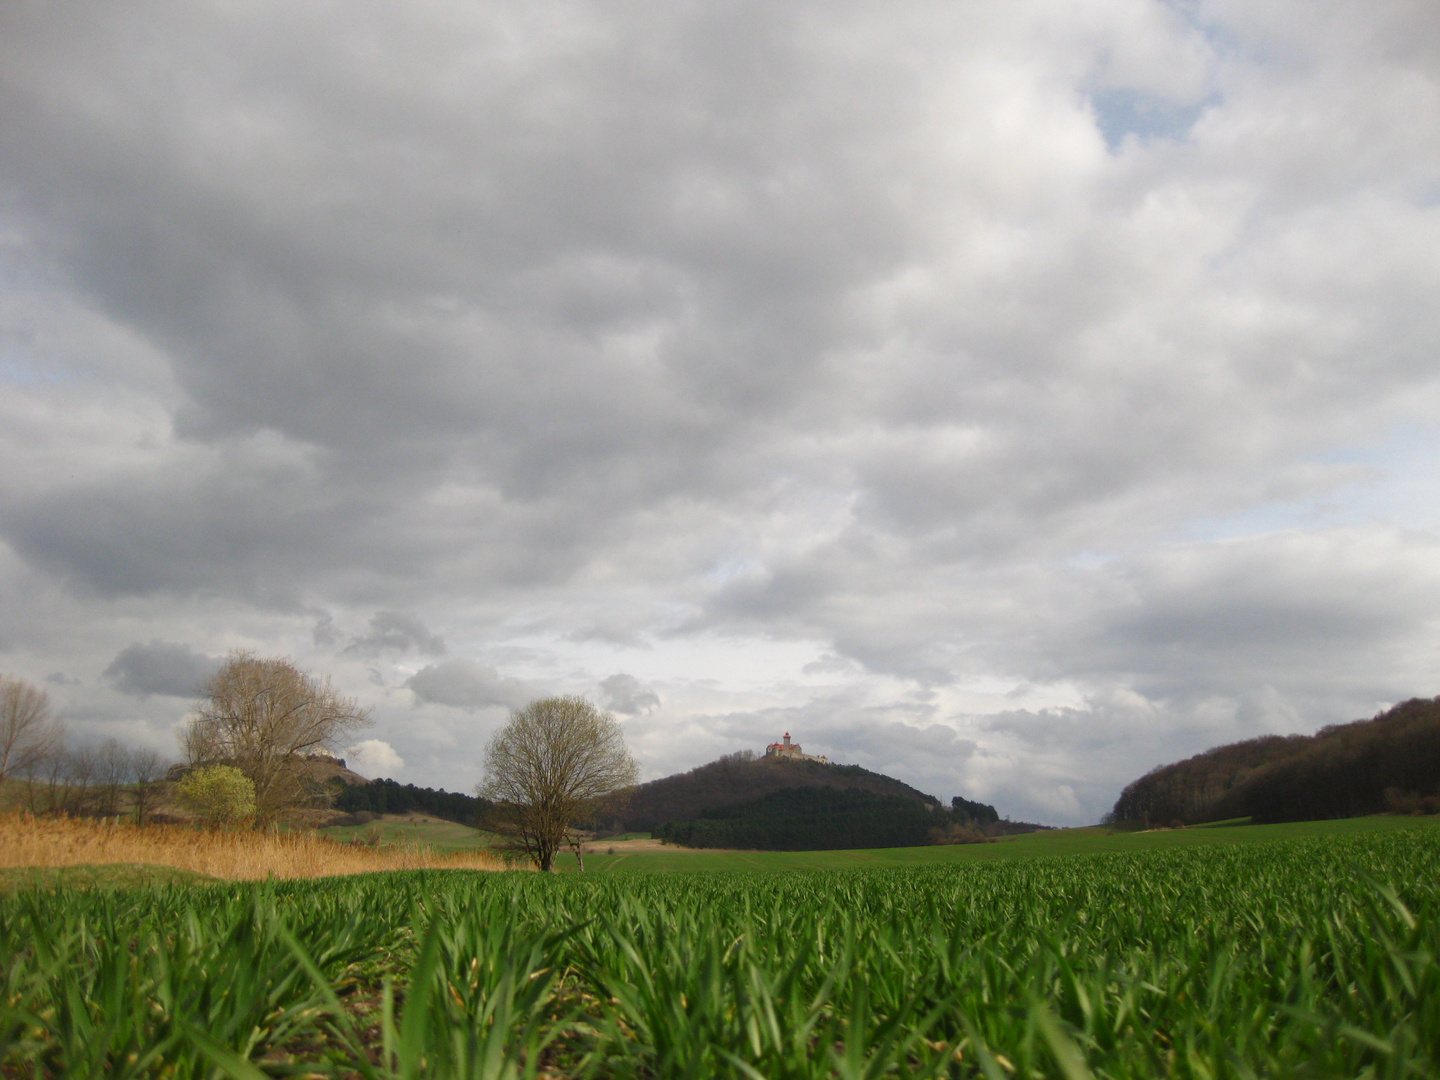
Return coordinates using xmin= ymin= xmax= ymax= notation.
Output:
xmin=763 ymin=732 xmax=826 ymax=763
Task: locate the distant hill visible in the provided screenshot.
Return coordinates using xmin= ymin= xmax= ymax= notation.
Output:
xmin=617 ymin=750 xmax=943 ymax=833
xmin=297 ymin=755 xmax=371 ymax=788
xmin=1111 ymin=697 xmax=1440 ymax=826
xmin=168 ymin=754 xmax=371 ymax=788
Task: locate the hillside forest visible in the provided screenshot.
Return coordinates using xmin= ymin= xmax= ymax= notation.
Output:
xmin=1111 ymin=696 xmax=1440 ymax=826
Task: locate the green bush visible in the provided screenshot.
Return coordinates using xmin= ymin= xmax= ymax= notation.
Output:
xmin=175 ymin=765 xmax=256 ymax=828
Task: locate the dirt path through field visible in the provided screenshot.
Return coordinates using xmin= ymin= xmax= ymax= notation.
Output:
xmin=585 ymin=837 xmax=739 ymax=854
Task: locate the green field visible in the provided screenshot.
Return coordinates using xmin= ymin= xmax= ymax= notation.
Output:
xmin=314 ymin=811 xmax=1440 ymax=873
xmin=0 ymin=862 xmax=210 ymax=893
xmin=4 ymin=818 xmax=1440 ymax=1077
xmin=573 ymin=813 xmax=1440 ymax=873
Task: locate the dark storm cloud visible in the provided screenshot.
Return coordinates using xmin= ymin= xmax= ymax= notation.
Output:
xmin=103 ymin=641 xmax=221 ymax=698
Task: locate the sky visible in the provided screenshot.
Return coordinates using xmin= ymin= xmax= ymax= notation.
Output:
xmin=1 ymin=1 xmax=1438 ymax=825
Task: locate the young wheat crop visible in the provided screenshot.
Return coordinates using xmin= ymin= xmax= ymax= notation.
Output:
xmin=2 ymin=824 xmax=1438 ymax=1077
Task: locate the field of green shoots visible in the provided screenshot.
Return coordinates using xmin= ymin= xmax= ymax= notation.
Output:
xmin=4 ymin=825 xmax=1439 ymax=1078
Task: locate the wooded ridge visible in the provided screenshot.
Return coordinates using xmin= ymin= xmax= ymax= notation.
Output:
xmin=1111 ymin=696 xmax=1440 ymax=826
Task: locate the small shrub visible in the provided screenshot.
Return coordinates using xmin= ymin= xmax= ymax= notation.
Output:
xmin=176 ymin=766 xmax=257 ymax=829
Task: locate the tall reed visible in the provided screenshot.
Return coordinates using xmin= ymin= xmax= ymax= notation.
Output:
xmin=0 ymin=812 xmax=506 ymax=880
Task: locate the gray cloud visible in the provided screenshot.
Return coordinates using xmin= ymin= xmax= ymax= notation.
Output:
xmin=406 ymin=660 xmax=530 ymax=712
xmin=599 ymin=674 xmax=660 ymax=716
xmin=345 ymin=612 xmax=446 ymax=658
xmin=102 ymin=641 xmax=222 ymax=698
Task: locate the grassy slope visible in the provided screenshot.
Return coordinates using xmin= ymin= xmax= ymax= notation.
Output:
xmin=569 ymin=814 xmax=1440 ymax=874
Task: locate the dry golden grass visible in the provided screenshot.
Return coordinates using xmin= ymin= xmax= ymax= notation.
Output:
xmin=0 ymin=812 xmax=509 ymax=881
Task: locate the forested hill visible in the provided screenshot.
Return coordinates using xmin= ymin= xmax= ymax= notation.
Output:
xmin=618 ymin=751 xmax=942 ymax=833
xmin=1111 ymin=696 xmax=1440 ymax=826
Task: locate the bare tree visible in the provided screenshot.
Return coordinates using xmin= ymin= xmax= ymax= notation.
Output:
xmin=95 ymin=738 xmax=129 ymax=818
xmin=129 ymin=747 xmax=168 ymax=825
xmin=36 ymin=741 xmax=70 ymax=814
xmin=0 ymin=675 xmax=62 ymax=783
xmin=479 ymin=696 xmax=639 ymax=872
xmin=63 ymin=745 xmax=98 ymax=816
xmin=183 ymin=651 xmax=371 ymax=826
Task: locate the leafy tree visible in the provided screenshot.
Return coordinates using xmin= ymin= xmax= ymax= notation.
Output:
xmin=176 ymin=765 xmax=257 ymax=828
xmin=182 ymin=652 xmax=370 ymax=826
xmin=479 ymin=696 xmax=638 ymax=871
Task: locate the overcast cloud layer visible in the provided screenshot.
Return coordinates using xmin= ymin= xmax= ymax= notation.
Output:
xmin=2 ymin=1 xmax=1438 ymax=824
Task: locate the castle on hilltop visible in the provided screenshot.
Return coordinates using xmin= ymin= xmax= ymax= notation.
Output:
xmin=763 ymin=732 xmax=828 ymax=764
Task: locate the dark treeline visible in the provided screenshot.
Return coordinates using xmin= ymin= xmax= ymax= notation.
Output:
xmin=950 ymin=794 xmax=1000 ymax=824
xmin=1112 ymin=697 xmax=1440 ymax=826
xmin=332 ymin=777 xmax=490 ymax=826
xmin=654 ymin=787 xmax=945 ymax=851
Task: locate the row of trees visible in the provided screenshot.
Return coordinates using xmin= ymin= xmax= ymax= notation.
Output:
xmin=8 ymin=735 xmax=170 ymax=822
xmin=0 ymin=653 xmax=369 ymax=828
xmin=2 ymin=675 xmax=171 ymax=822
xmin=4 ymin=661 xmax=640 ymax=872
xmin=333 ymin=776 xmax=490 ymax=824
xmin=8 ymin=654 xmax=1021 ymax=870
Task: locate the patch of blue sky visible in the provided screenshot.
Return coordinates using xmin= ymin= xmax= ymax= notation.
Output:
xmin=1092 ymin=87 xmax=1218 ymax=152
xmin=0 ymin=351 xmax=71 ymax=386
xmin=1182 ymin=424 xmax=1440 ymax=542
xmin=1413 ymin=179 xmax=1440 ymax=208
